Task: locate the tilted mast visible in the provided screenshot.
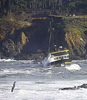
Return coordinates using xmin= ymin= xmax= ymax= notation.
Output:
xmin=48 ymin=18 xmax=55 ymax=53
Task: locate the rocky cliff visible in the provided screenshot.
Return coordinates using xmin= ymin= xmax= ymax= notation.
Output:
xmin=64 ymin=17 xmax=87 ymax=59
xmin=0 ymin=13 xmax=87 ymax=60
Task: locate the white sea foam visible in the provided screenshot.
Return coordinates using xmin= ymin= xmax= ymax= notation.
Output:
xmin=2 ymin=68 xmax=35 ymax=75
xmin=0 ymin=60 xmax=87 ymax=100
xmin=65 ymin=64 xmax=81 ymax=71
xmin=0 ymin=58 xmax=16 ymax=62
xmin=1 ymin=80 xmax=87 ymax=100
xmin=17 ymin=60 xmax=35 ymax=64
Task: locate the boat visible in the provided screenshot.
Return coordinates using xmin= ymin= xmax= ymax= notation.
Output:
xmin=42 ymin=19 xmax=71 ymax=67
xmin=43 ymin=46 xmax=71 ymax=67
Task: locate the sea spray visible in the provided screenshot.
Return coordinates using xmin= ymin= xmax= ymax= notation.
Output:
xmin=65 ymin=64 xmax=81 ymax=71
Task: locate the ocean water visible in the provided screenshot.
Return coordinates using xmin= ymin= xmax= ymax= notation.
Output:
xmin=0 ymin=59 xmax=87 ymax=100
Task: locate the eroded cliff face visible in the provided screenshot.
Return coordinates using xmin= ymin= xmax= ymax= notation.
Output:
xmin=0 ymin=15 xmax=87 ymax=60
xmin=65 ymin=28 xmax=86 ymax=58
xmin=64 ymin=18 xmax=87 ymax=59
xmin=0 ymin=17 xmax=31 ymax=58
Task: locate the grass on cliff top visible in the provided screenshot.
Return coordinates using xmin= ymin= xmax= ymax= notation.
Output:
xmin=61 ymin=15 xmax=87 ymax=39
xmin=62 ymin=15 xmax=87 ymax=20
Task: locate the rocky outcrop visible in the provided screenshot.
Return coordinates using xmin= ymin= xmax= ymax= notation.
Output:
xmin=0 ymin=17 xmax=31 ymax=58
xmin=64 ymin=18 xmax=87 ymax=59
xmin=65 ymin=28 xmax=86 ymax=58
xmin=20 ymin=32 xmax=29 ymax=45
xmin=2 ymin=39 xmax=17 ymax=57
xmin=1 ymin=31 xmax=29 ymax=58
xmin=59 ymin=84 xmax=87 ymax=90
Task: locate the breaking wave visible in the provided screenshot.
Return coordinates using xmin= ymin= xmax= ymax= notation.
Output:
xmin=65 ymin=64 xmax=81 ymax=71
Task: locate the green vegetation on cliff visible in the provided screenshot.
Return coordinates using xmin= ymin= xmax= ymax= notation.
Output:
xmin=63 ymin=17 xmax=87 ymax=59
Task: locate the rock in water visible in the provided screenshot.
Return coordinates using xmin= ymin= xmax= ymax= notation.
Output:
xmin=11 ymin=81 xmax=16 ymax=92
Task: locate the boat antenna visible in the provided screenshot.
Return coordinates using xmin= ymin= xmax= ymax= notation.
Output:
xmin=48 ymin=17 xmax=54 ymax=53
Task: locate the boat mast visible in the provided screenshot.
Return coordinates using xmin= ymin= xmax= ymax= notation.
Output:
xmin=48 ymin=17 xmax=54 ymax=53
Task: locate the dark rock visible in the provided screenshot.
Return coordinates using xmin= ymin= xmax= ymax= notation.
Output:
xmin=59 ymin=86 xmax=77 ymax=90
xmin=77 ymin=84 xmax=87 ymax=89
xmin=59 ymin=84 xmax=87 ymax=90
xmin=2 ymin=39 xmax=17 ymax=57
